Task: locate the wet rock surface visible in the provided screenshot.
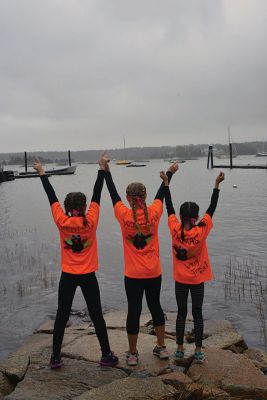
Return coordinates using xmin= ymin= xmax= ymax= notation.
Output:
xmin=1 ymin=313 xmax=267 ymax=400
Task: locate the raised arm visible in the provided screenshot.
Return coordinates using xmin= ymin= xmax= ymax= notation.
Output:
xmin=105 ymin=170 xmax=122 ymax=206
xmin=206 ymin=171 xmax=225 ymax=217
xmin=91 ymin=170 xmax=105 ymax=204
xmin=160 ymin=171 xmax=176 ymax=216
xmin=101 ymin=153 xmax=121 ymax=206
xmin=90 ymin=154 xmax=110 ymax=205
xmin=155 ymin=162 xmax=178 ymax=201
xmin=33 ymin=159 xmax=58 ymax=205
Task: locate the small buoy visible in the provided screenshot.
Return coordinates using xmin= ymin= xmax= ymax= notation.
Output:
xmin=233 ymin=184 xmax=237 ymax=188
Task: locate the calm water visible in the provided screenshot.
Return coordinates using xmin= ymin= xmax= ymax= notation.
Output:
xmin=0 ymin=156 xmax=267 ymax=359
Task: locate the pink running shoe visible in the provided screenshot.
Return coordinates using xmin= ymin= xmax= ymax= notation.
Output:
xmin=125 ymin=351 xmax=139 ymax=366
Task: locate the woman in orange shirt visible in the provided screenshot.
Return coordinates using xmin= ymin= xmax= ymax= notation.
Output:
xmin=104 ymin=158 xmax=178 ymax=366
xmin=160 ymin=169 xmax=224 ymax=363
xmin=33 ymin=156 xmax=118 ymax=369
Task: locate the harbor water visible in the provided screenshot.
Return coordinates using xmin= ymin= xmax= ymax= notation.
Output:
xmin=0 ymin=156 xmax=267 ymax=360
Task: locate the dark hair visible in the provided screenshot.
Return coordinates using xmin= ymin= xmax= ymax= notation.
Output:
xmin=179 ymin=201 xmax=199 ymax=241
xmin=64 ymin=192 xmax=87 ymax=227
xmin=126 ymin=182 xmax=150 ymax=232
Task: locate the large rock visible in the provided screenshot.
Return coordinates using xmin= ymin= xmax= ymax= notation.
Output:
xmin=5 ymin=358 xmax=127 ymax=400
xmin=144 ymin=312 xmax=193 ymax=338
xmin=158 ymin=371 xmax=204 ymax=399
xmin=35 ymin=319 xmax=93 ymax=335
xmin=0 ymin=372 xmax=15 ymax=398
xmin=62 ymin=329 xmax=184 ymax=376
xmin=187 ymin=348 xmax=267 ymax=399
xmin=164 ymin=317 xmax=246 ymax=352
xmin=0 ymin=332 xmax=84 ymax=382
xmin=0 ymin=354 xmax=29 ymax=383
xmin=158 ymin=371 xmax=230 ymax=399
xmin=243 ymin=347 xmax=267 ymax=372
xmin=73 ymin=377 xmax=177 ymax=400
xmin=202 ymin=322 xmax=246 ymax=351
xmin=203 ymin=320 xmax=234 ymax=336
xmin=104 ymin=310 xmax=151 ymax=330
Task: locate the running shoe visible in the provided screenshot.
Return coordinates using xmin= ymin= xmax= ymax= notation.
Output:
xmin=194 ymin=351 xmax=205 ymax=363
xmin=125 ymin=351 xmax=139 ymax=366
xmin=50 ymin=354 xmax=63 ymax=369
xmin=173 ymin=350 xmax=184 ymax=360
xmin=153 ymin=345 xmax=169 ymax=359
xmin=99 ymin=351 xmax=119 ymax=367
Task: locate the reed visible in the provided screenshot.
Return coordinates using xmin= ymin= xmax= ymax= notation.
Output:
xmin=0 ymin=240 xmax=58 ymax=300
xmin=224 ymin=256 xmax=267 ymax=349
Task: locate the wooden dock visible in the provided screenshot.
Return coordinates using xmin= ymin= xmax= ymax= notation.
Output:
xmin=207 ymin=145 xmax=267 ymax=170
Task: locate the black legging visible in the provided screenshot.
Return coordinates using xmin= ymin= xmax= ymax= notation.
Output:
xmin=124 ymin=275 xmax=165 ymax=335
xmin=53 ymin=272 xmax=110 ymax=357
xmin=175 ymin=281 xmax=204 ymax=347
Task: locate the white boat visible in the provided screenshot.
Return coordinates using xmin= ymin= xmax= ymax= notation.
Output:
xmin=126 ymin=163 xmax=147 ymax=168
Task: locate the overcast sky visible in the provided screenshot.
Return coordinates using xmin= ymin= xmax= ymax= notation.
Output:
xmin=1 ymin=0 xmax=267 ymax=152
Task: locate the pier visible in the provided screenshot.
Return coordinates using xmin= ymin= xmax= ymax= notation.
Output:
xmin=207 ymin=145 xmax=267 ymax=170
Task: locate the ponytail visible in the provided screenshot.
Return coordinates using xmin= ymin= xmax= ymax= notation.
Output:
xmin=126 ymin=182 xmax=150 ymax=233
xmin=179 ymin=201 xmax=200 ymax=241
xmin=141 ymin=197 xmax=151 ymax=233
xmin=131 ymin=196 xmax=140 ymax=232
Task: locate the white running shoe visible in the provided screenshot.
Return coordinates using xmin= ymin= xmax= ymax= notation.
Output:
xmin=153 ymin=345 xmax=169 ymax=360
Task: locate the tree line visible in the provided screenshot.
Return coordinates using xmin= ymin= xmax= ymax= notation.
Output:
xmin=0 ymin=141 xmax=266 ymax=164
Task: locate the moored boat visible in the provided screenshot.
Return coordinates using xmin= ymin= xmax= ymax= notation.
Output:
xmin=126 ymin=163 xmax=147 ymax=168
xmin=256 ymin=152 xmax=267 ymax=157
xmin=115 ymin=160 xmax=132 ymax=165
xmin=17 ymin=165 xmax=76 ymax=177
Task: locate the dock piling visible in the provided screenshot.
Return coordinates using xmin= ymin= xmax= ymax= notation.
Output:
xmin=207 ymin=146 xmax=213 ymax=169
xmin=24 ymin=152 xmax=28 ymax=173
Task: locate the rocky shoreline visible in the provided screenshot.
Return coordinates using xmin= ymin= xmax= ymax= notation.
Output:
xmin=1 ymin=311 xmax=267 ymax=400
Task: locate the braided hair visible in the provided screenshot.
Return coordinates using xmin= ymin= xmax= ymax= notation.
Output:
xmin=64 ymin=192 xmax=87 ymax=227
xmin=179 ymin=202 xmax=199 ymax=241
xmin=126 ymin=182 xmax=150 ymax=233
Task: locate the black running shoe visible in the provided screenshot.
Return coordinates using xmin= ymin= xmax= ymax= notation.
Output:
xmin=99 ymin=351 xmax=119 ymax=367
xmin=50 ymin=354 xmax=63 ymax=369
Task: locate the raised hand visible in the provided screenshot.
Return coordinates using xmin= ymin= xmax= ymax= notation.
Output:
xmin=168 ymin=162 xmax=179 ymax=174
xmin=99 ymin=152 xmax=110 ymax=171
xmin=215 ymin=171 xmax=225 ymax=188
xmin=160 ymin=171 xmax=169 ymax=185
xmin=33 ymin=157 xmax=45 ymax=175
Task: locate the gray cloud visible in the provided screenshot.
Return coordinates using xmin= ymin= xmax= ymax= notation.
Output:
xmin=1 ymin=0 xmax=267 ymax=152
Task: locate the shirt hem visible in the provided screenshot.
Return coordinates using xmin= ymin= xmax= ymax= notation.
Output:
xmin=174 ymin=276 xmax=213 ymax=284
xmin=61 ymin=266 xmax=98 ymax=275
xmin=125 ymin=272 xmax=162 ymax=279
